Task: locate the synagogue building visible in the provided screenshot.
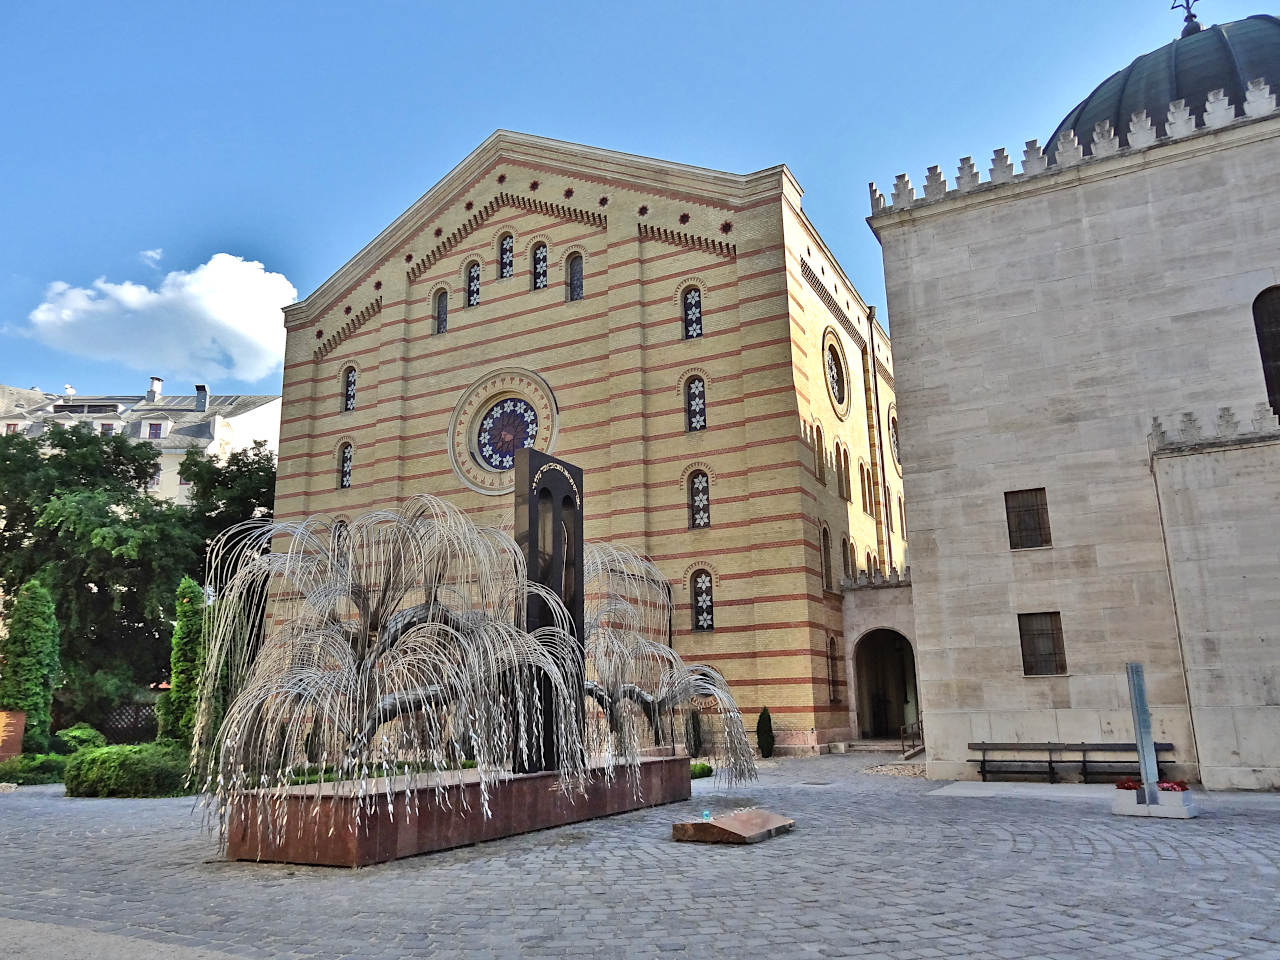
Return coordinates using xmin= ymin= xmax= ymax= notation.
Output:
xmin=276 ymin=132 xmax=906 ymax=752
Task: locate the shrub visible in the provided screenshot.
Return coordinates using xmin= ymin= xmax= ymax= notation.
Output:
xmin=64 ymin=740 xmax=192 ymax=798
xmin=755 ymin=706 xmax=775 ymax=758
xmin=0 ymin=752 xmax=69 ymax=785
xmin=690 ymin=761 xmax=714 ymax=779
xmin=0 ymin=580 xmax=62 ymax=752
xmin=53 ymin=722 xmax=107 ymax=754
xmin=156 ymin=576 xmax=205 ymax=744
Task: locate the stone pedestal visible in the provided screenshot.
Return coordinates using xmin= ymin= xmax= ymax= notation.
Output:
xmin=1111 ymin=789 xmax=1199 ymax=819
xmin=0 ymin=711 xmax=26 ymax=762
xmin=226 ymin=755 xmax=691 ymax=867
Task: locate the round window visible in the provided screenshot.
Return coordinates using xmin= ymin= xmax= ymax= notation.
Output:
xmin=826 ymin=344 xmax=846 ymax=406
xmin=890 ymin=417 xmax=901 ymax=464
xmin=474 ymin=396 xmax=539 ymax=471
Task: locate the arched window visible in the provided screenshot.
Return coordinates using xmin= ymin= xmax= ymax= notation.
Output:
xmin=821 ymin=527 xmax=833 ymax=591
xmin=688 ymin=470 xmax=710 ymax=528
xmin=899 ymin=496 xmax=907 ymax=538
xmin=815 ymin=424 xmax=826 ymax=483
xmin=860 ymin=464 xmax=870 ymax=514
xmin=685 ymin=376 xmax=706 ymax=432
xmin=682 ymin=286 xmax=703 ymax=339
xmin=866 ymin=551 xmax=873 ymax=573
xmin=841 ymin=537 xmax=851 ymax=579
xmin=434 ymin=290 xmax=448 ymax=334
xmin=1256 ymin=287 xmax=1280 ymax=416
xmin=827 ymin=635 xmax=841 ymax=703
xmin=338 ymin=443 xmax=353 ymax=489
xmin=532 ymin=243 xmax=548 ymax=290
xmin=466 ymin=261 xmax=481 ymax=306
xmin=843 ymin=449 xmax=852 ymax=501
xmin=342 ymin=367 xmax=356 ymax=412
xmin=498 ymin=234 xmax=514 ymax=278
xmin=691 ymin=569 xmax=714 ymax=631
xmin=566 ymin=253 xmax=584 ymax=301
xmin=834 ymin=445 xmax=845 ymax=499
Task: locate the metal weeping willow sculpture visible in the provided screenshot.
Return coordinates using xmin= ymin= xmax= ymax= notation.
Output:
xmin=190 ymin=451 xmax=754 ymax=863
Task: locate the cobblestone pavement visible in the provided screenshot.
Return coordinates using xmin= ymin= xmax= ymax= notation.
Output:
xmin=3 ymin=753 xmax=1280 ymax=959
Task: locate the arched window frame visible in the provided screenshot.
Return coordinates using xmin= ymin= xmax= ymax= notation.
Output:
xmin=691 ymin=569 xmax=714 ymax=631
xmin=531 ymin=243 xmax=548 ymax=290
xmin=342 ymin=366 xmax=356 ymax=412
xmin=434 ymin=289 xmax=448 ymax=334
xmin=685 ymin=376 xmax=707 ymax=432
xmin=688 ymin=470 xmax=711 ymax=529
xmin=898 ymin=496 xmax=907 ymax=538
xmin=841 ymin=537 xmax=851 ymax=579
xmin=833 ymin=443 xmax=845 ymax=499
xmin=866 ymin=551 xmax=873 ymax=573
xmin=682 ymin=286 xmax=703 ymax=339
xmin=1255 ymin=286 xmax=1280 ymax=417
xmin=827 ymin=635 xmax=841 ymax=704
xmin=498 ymin=233 xmax=514 ymax=279
xmin=337 ymin=443 xmax=353 ymax=489
xmin=821 ymin=525 xmax=833 ymax=591
xmin=565 ymin=253 xmax=584 ymax=302
xmin=466 ymin=261 xmax=481 ymax=307
xmin=814 ymin=424 xmax=827 ymax=484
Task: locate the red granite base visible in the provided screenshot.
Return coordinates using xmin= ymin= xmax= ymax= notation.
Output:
xmin=225 ymin=755 xmax=692 ymax=867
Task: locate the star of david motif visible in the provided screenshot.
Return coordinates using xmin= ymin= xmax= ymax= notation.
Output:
xmin=474 ymin=397 xmax=538 ymax=472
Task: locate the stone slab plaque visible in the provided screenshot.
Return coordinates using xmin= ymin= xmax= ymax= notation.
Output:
xmin=672 ymin=808 xmax=795 ymax=844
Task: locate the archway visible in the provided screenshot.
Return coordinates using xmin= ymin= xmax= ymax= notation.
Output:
xmin=853 ymin=629 xmax=919 ymax=740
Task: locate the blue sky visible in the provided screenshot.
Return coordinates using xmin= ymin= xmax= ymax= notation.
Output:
xmin=0 ymin=0 xmax=1263 ymax=397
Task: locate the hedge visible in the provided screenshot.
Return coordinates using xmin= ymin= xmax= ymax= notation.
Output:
xmin=0 ymin=752 xmax=69 ymax=785
xmin=64 ymin=740 xmax=193 ymax=798
xmin=690 ymin=761 xmax=714 ymax=779
xmin=53 ymin=722 xmax=107 ymax=754
xmin=155 ymin=576 xmax=204 ymax=744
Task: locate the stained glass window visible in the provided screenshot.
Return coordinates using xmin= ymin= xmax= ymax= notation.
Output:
xmin=338 ymin=443 xmax=353 ymax=489
xmin=682 ymin=286 xmax=703 ymax=339
xmin=466 ymin=262 xmax=480 ymax=306
xmin=532 ymin=243 xmax=548 ymax=290
xmin=343 ymin=367 xmax=356 ymax=411
xmin=821 ymin=527 xmax=833 ymax=590
xmin=566 ymin=253 xmax=584 ymax=302
xmin=826 ymin=344 xmax=846 ymax=406
xmin=434 ymin=290 xmax=448 ymax=335
xmin=691 ymin=569 xmax=714 ymax=631
xmin=685 ymin=376 xmax=706 ymax=432
xmin=688 ymin=470 xmax=710 ymax=528
xmin=475 ymin=396 xmax=538 ymax=471
xmin=498 ymin=234 xmax=514 ymax=278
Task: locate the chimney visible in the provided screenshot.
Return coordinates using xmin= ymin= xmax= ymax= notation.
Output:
xmin=146 ymin=376 xmax=163 ymax=402
xmin=194 ymin=384 xmax=209 ymax=413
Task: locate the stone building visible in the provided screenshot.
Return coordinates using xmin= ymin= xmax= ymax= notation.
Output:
xmin=275 ymin=131 xmax=906 ymax=752
xmin=857 ymin=13 xmax=1280 ymax=787
xmin=0 ymin=378 xmax=281 ymax=505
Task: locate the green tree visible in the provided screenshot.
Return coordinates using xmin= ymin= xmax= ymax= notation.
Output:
xmin=0 ymin=580 xmax=62 ymax=751
xmin=179 ymin=440 xmax=276 ymax=550
xmin=755 ymin=706 xmax=775 ymax=759
xmin=155 ymin=576 xmax=205 ymax=744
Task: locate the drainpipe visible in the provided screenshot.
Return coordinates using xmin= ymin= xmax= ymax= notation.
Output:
xmin=868 ymin=308 xmax=893 ymax=573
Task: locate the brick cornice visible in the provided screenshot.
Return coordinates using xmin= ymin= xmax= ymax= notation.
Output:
xmin=637 ymin=223 xmax=736 ymax=259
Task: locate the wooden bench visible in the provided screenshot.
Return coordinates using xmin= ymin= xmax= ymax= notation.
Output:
xmin=967 ymin=741 xmax=1176 ymax=783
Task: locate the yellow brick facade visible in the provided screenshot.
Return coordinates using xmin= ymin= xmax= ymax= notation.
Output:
xmin=277 ymin=132 xmax=901 ymax=750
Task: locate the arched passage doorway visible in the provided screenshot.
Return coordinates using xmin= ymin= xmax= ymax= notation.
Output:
xmin=854 ymin=629 xmax=919 ymax=740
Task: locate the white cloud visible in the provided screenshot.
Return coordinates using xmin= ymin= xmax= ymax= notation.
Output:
xmin=27 ymin=253 xmax=296 ymax=383
xmin=139 ymin=248 xmax=164 ymax=268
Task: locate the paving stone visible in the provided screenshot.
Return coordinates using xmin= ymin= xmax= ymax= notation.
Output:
xmin=2 ymin=754 xmax=1280 ymax=958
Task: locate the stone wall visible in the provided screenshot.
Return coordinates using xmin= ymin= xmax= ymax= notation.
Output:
xmin=870 ymin=101 xmax=1280 ymax=782
xmin=1151 ymin=415 xmax=1280 ymax=789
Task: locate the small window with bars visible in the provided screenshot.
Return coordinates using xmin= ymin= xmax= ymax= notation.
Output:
xmin=1018 ymin=612 xmax=1067 ymax=676
xmin=1005 ymin=488 xmax=1052 ymax=549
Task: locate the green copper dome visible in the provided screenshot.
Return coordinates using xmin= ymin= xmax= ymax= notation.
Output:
xmin=1047 ymin=14 xmax=1280 ymax=161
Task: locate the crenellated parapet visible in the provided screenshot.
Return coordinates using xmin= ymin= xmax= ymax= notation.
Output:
xmin=846 ymin=565 xmax=911 ymax=590
xmin=869 ymin=79 xmax=1280 ymax=217
xmin=1149 ymin=401 xmax=1280 ymax=455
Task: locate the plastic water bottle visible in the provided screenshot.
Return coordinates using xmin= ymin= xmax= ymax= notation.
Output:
xmin=702 ymin=809 xmax=711 ymax=821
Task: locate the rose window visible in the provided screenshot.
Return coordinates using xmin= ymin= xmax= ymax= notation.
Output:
xmin=475 ymin=397 xmax=538 ymax=471
xmin=826 ymin=344 xmax=845 ymax=406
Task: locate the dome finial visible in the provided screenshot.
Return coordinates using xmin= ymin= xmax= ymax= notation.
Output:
xmin=1172 ymin=0 xmax=1203 ymax=37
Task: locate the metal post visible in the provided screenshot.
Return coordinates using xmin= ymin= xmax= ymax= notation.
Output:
xmin=1125 ymin=662 xmax=1161 ymax=806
